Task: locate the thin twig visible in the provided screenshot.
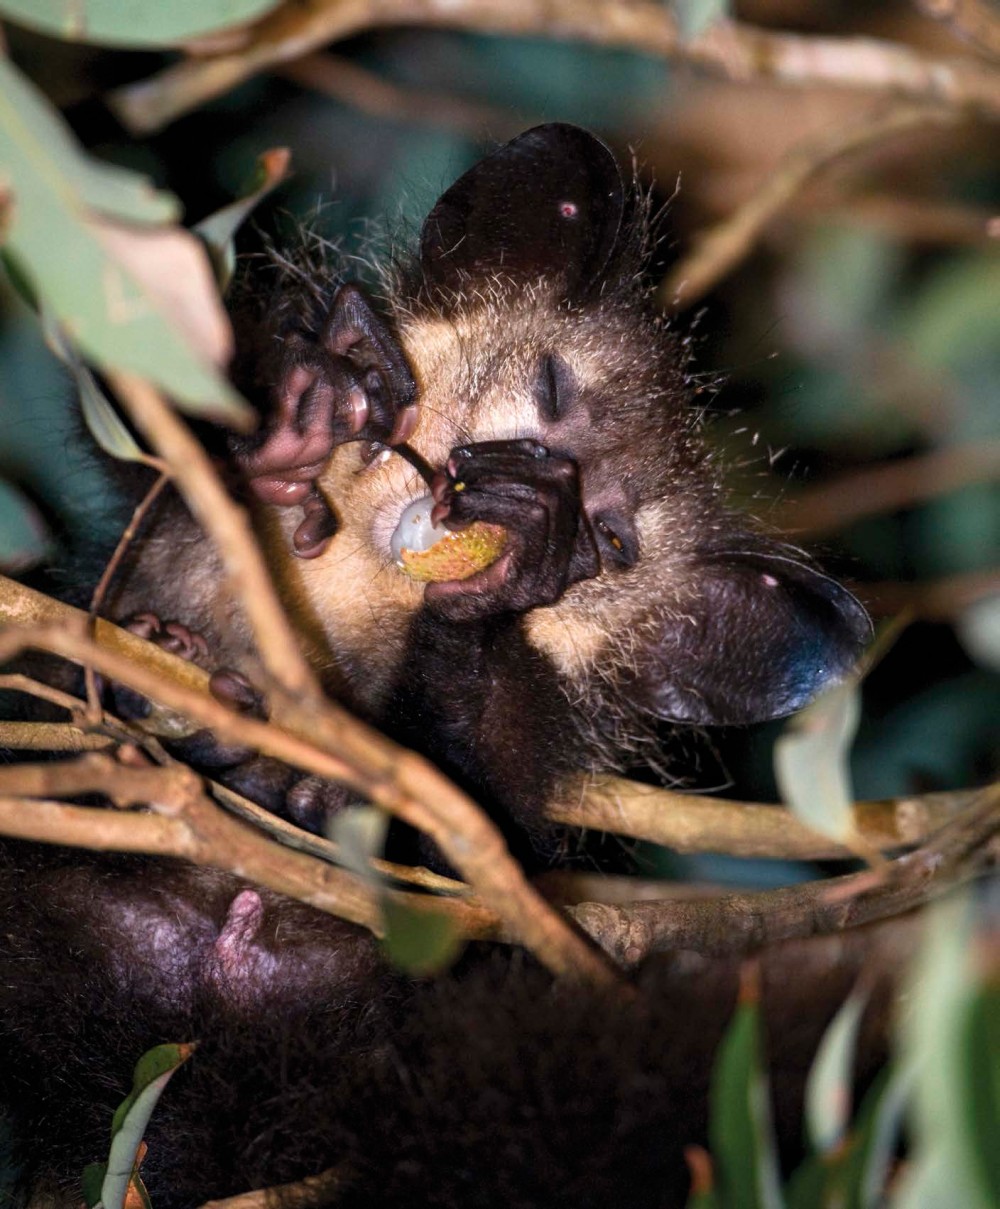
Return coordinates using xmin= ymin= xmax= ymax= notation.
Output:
xmin=859 ymin=568 xmax=1000 ymax=620
xmin=85 ymin=471 xmax=170 ymax=719
xmin=0 ymin=721 xmax=114 ymax=752
xmin=107 ymin=0 xmax=1000 ymax=135
xmin=660 ymin=103 xmax=958 ymax=308
xmin=570 ymin=781 xmax=1000 ymax=965
xmin=773 ymin=439 xmax=1000 ymax=537
xmin=199 ymin=1166 xmax=348 ymax=1209
xmin=806 ymin=191 xmax=1000 ymax=245
xmin=551 ymin=775 xmax=989 ymax=859
xmin=277 ymin=52 xmax=526 ymax=137
xmin=107 ymin=372 xmax=321 ymax=706
xmin=0 ymin=696 xmax=466 ymax=896
xmin=211 ymin=779 xmax=470 ymax=896
xmin=0 ymin=672 xmax=87 ymax=716
xmin=0 ymin=757 xmax=493 ymax=936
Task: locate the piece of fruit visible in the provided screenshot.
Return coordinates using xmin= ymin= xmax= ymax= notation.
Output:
xmin=391 ymin=496 xmax=507 ymax=583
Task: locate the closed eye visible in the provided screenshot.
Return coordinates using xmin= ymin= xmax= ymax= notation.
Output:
xmin=533 ymin=353 xmax=576 ymax=422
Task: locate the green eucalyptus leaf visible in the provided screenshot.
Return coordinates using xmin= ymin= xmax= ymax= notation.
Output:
xmin=327 ymin=806 xmax=390 ymax=888
xmin=195 ymin=147 xmax=291 ymax=292
xmin=77 ymin=366 xmax=149 ymax=463
xmin=806 ymin=986 xmax=868 ymax=1156
xmin=81 ymin=1160 xmax=106 ymax=1208
xmin=0 ymin=58 xmax=249 ymax=424
xmin=960 ymin=983 xmax=1000 ymax=1204
xmin=97 ymin=1043 xmax=195 ymax=1209
xmin=381 ymin=897 xmax=463 ymax=977
xmin=783 ymin=1155 xmax=829 ymax=1209
xmin=774 ymin=679 xmax=860 ymax=846
xmin=0 ymin=0 xmax=281 ymax=49
xmin=41 ymin=310 xmax=149 ymax=465
xmin=894 ymin=895 xmax=992 ymax=1209
xmin=840 ymin=1064 xmax=912 ymax=1209
xmin=0 ymin=56 xmax=177 ymax=226
xmin=674 ymin=0 xmax=730 ymax=41
xmin=708 ymin=991 xmax=785 ymax=1209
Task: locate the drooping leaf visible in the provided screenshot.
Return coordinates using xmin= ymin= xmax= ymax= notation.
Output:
xmin=839 ymin=1064 xmax=912 ymax=1209
xmin=381 ymin=897 xmax=463 ymax=977
xmin=708 ymin=985 xmax=785 ymax=1209
xmin=89 ymin=1043 xmax=195 ymax=1209
xmin=805 ymin=985 xmax=869 ymax=1156
xmin=893 ymin=894 xmax=993 ymax=1209
xmin=0 ymin=58 xmax=177 ymax=227
xmin=0 ymin=0 xmax=281 ymax=49
xmin=82 ymin=1044 xmax=194 ymax=1209
xmin=959 ymin=982 xmax=1000 ymax=1204
xmin=40 ymin=309 xmax=150 ymax=465
xmin=195 ymin=147 xmax=291 ymax=293
xmin=0 ymin=58 xmax=249 ymax=423
xmin=673 ymin=0 xmax=730 ymax=41
xmin=783 ymin=1155 xmax=829 ymax=1209
xmin=327 ymin=805 xmax=390 ymax=887
xmin=774 ymin=679 xmax=860 ymax=847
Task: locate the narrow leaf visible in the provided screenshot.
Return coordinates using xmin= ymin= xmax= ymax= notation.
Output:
xmin=195 ymin=147 xmax=291 ymax=292
xmin=783 ymin=1155 xmax=829 ymax=1209
xmin=841 ymin=1063 xmax=912 ymax=1209
xmin=41 ymin=309 xmax=150 ymax=465
xmin=327 ymin=806 xmax=390 ymax=888
xmin=775 ymin=679 xmax=861 ymax=848
xmin=708 ymin=987 xmax=785 ymax=1209
xmin=0 ymin=58 xmax=249 ymax=423
xmin=0 ymin=0 xmax=281 ymax=49
xmin=381 ymin=898 xmax=463 ymax=977
xmin=806 ymin=985 xmax=869 ymax=1156
xmin=959 ymin=983 xmax=1000 ymax=1203
xmin=894 ymin=894 xmax=992 ymax=1209
xmin=97 ymin=1043 xmax=195 ymax=1209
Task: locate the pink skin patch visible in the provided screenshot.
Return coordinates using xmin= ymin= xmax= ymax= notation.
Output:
xmin=559 ymin=201 xmax=579 ymax=218
xmin=761 ymin=574 xmax=780 ymax=588
xmin=213 ymin=889 xmax=264 ymax=978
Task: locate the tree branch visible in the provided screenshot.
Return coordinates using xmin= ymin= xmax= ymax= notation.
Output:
xmin=772 ymin=439 xmax=1000 ymax=537
xmin=107 ymin=0 xmax=1000 ymax=135
xmin=0 ymin=756 xmax=496 ymax=938
xmin=571 ymin=780 xmax=1000 ymax=965
xmin=276 ymin=52 xmax=526 ymax=137
xmin=858 ymin=568 xmax=1000 ymax=620
xmin=550 ymin=774 xmax=986 ymax=859
xmin=915 ymin=0 xmax=1000 ymax=61
xmin=660 ymin=103 xmax=958 ymax=308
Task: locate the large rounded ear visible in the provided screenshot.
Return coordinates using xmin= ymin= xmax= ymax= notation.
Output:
xmin=420 ymin=124 xmax=626 ymax=302
xmin=635 ymin=551 xmax=872 ymax=726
